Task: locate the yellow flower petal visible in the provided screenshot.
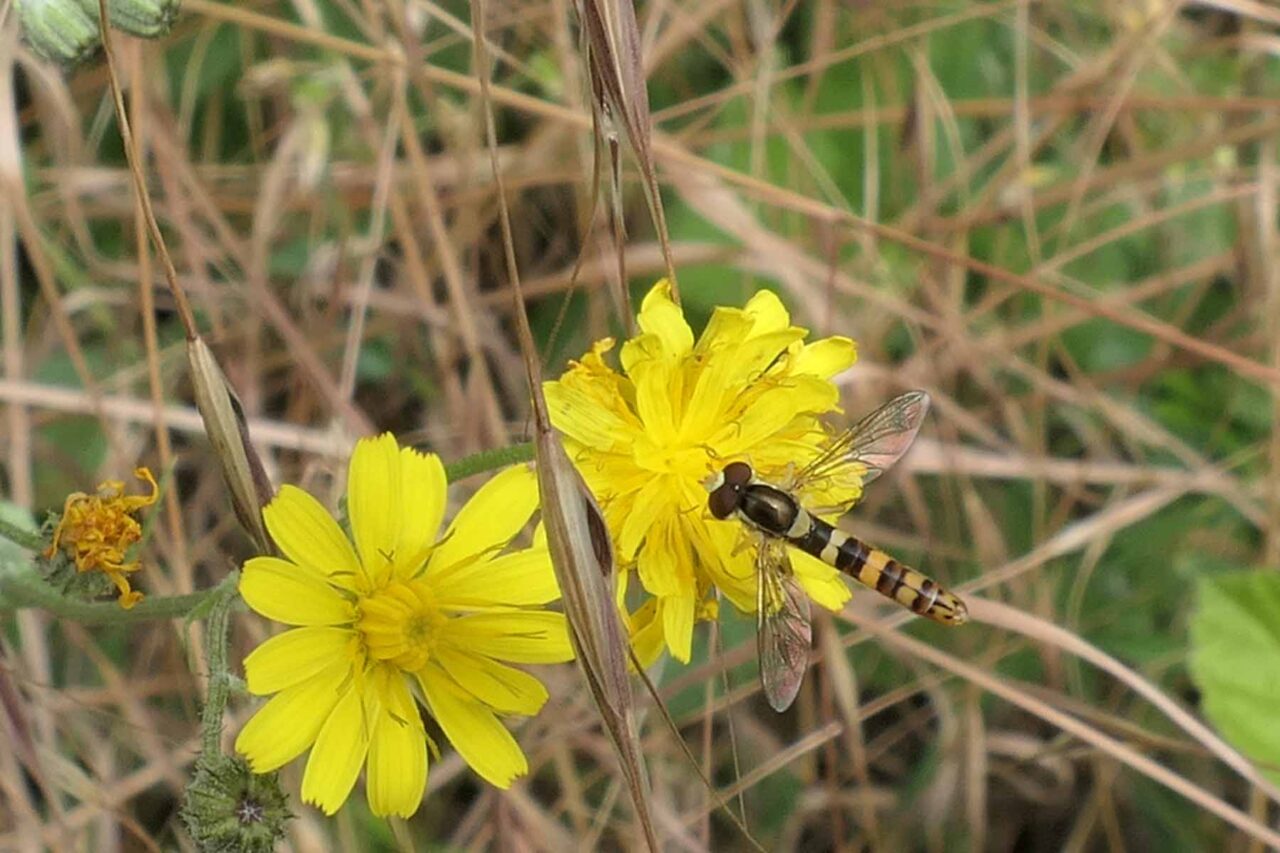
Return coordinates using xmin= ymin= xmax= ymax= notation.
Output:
xmin=301 ymin=681 xmax=369 ymax=815
xmin=430 ymin=464 xmax=538 ymax=573
xmin=720 ymin=377 xmax=839 ymax=455
xmin=661 ymin=593 xmax=695 ymax=663
xmin=431 ymin=548 xmax=562 ymax=608
xmin=444 ymin=612 xmax=574 ymax=663
xmin=622 ymin=342 xmax=681 ymax=442
xmin=393 ymin=447 xmax=447 ymax=577
xmin=262 ymin=486 xmax=360 ymax=585
xmin=681 ymin=328 xmax=803 ymax=440
xmin=420 ymin=664 xmax=528 ymax=788
xmin=578 ymin=454 xmax=650 ymax=506
xmin=348 ymin=433 xmax=402 ymax=586
xmin=435 ymin=646 xmax=549 ymax=715
xmin=545 ymin=341 xmax=644 ymax=453
xmin=243 ymin=627 xmax=355 ymax=695
xmin=791 ymin=336 xmax=857 ymax=379
xmin=367 ymin=670 xmax=428 ymax=818
xmin=545 ymin=384 xmax=641 ymax=453
xmin=737 ymin=430 xmax=826 ymax=479
xmin=792 ymin=549 xmax=852 ymax=612
xmin=235 ymin=659 xmax=349 ymax=772
xmin=618 ymin=476 xmax=670 ymax=560
xmin=636 ymin=515 xmax=693 ymax=599
xmin=734 ymin=329 xmax=808 ymax=382
xmin=692 ymin=520 xmax=757 ymax=614
xmin=636 ymin=279 xmax=693 ymax=357
xmin=240 ymin=557 xmax=355 ymax=626
xmin=742 ymin=287 xmax=790 ymax=334
xmin=694 ymin=304 xmax=753 ymax=355
xmin=627 ymin=599 xmax=665 ymax=668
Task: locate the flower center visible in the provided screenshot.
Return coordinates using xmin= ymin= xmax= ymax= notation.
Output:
xmin=634 ymin=435 xmax=711 ymax=477
xmin=356 ymin=580 xmax=443 ymax=672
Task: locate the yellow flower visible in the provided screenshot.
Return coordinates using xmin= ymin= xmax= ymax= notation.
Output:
xmin=235 ymin=434 xmax=573 ymax=818
xmin=546 ymin=281 xmax=862 ymax=663
xmin=45 ymin=467 xmax=159 ymax=609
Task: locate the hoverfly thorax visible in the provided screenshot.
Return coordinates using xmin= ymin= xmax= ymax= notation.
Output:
xmin=739 ymin=485 xmax=803 ymax=537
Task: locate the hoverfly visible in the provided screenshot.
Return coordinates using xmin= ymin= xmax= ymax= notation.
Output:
xmin=706 ymin=390 xmax=967 ymax=712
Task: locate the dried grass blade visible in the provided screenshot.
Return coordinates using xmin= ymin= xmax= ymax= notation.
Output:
xmin=187 ymin=338 xmax=272 ymax=553
xmin=607 ymin=136 xmax=635 ymax=331
xmin=96 ymin=5 xmax=271 ymax=555
xmin=848 ymin=608 xmax=1280 ymax=849
xmin=536 ymin=437 xmax=657 ymax=848
xmin=0 ymin=661 xmax=44 ymax=802
xmin=579 ymin=0 xmax=678 ymax=295
xmin=968 ymin=596 xmax=1280 ymax=806
xmin=471 ymin=5 xmax=657 ymax=846
xmin=627 ymin=646 xmax=765 ymax=851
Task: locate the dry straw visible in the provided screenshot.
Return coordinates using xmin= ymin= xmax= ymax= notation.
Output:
xmin=470 ymin=3 xmax=658 ymax=847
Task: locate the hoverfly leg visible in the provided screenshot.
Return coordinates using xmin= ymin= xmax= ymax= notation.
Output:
xmin=730 ymin=533 xmax=756 ymax=558
xmin=710 ymin=529 xmax=757 ymax=582
xmin=777 ymin=461 xmax=801 ymax=491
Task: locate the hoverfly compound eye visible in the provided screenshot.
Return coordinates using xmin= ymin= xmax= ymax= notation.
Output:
xmin=723 ymin=461 xmax=753 ymax=486
xmin=707 ymin=461 xmax=753 ymax=519
xmin=707 ymin=481 xmax=738 ymax=519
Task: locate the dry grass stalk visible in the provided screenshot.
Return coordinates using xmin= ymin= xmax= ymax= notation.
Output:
xmin=579 ymin=0 xmax=678 ymax=299
xmin=471 ymin=3 xmax=658 ymax=847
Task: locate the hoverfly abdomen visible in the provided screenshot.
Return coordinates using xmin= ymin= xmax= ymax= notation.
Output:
xmin=791 ymin=515 xmax=835 ymax=558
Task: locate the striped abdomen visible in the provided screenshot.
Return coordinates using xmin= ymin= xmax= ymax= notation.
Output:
xmin=790 ymin=515 xmax=967 ymax=625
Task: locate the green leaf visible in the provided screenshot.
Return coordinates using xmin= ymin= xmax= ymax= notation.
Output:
xmin=1188 ymin=571 xmax=1280 ymax=784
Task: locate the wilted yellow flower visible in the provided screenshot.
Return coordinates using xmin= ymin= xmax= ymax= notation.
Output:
xmin=546 ymin=281 xmax=862 ymax=664
xmin=235 ymin=434 xmax=574 ymax=817
xmin=45 ymin=467 xmax=159 ymax=609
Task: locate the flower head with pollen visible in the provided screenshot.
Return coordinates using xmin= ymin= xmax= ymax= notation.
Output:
xmin=235 ymin=434 xmax=573 ymax=818
xmin=44 ymin=467 xmax=159 ymax=609
xmin=546 ymin=281 xmax=863 ymax=664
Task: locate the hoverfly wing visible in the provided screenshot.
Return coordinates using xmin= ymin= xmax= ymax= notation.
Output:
xmin=797 ymin=390 xmax=931 ymax=487
xmin=756 ymin=539 xmax=813 ymax=712
xmin=848 ymin=390 xmax=931 ymax=484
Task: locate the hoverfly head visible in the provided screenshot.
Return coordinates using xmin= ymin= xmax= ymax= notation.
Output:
xmin=706 ymin=460 xmax=754 ymax=519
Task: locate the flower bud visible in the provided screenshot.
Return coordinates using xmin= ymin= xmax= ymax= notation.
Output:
xmin=16 ymin=0 xmax=181 ymax=66
xmin=181 ymin=754 xmax=290 ymax=853
xmin=73 ymin=0 xmax=180 ymax=38
xmin=15 ymin=0 xmax=100 ymax=65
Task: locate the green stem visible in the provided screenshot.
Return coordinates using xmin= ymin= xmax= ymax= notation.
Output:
xmin=0 ymin=518 xmax=43 ymax=551
xmin=0 ymin=570 xmax=222 ymax=624
xmin=199 ymin=579 xmax=237 ymax=754
xmin=444 ymin=442 xmax=534 ymax=481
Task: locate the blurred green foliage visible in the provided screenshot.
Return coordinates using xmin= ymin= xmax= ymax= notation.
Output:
xmin=1190 ymin=573 xmax=1280 ymax=786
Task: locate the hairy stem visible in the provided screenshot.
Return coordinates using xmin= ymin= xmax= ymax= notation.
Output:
xmin=444 ymin=442 xmax=535 ymax=482
xmin=199 ymin=578 xmax=238 ymax=754
xmin=0 ymin=518 xmax=42 ymax=551
xmin=0 ymin=569 xmax=226 ymax=625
